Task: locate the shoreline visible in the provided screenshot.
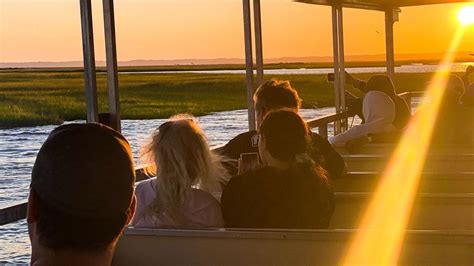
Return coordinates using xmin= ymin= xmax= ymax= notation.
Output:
xmin=0 ymin=68 xmax=468 ymax=129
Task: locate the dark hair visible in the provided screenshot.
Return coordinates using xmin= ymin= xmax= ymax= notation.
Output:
xmin=259 ymin=110 xmax=329 ymax=181
xmin=253 ymin=80 xmax=302 ymax=114
xmin=31 ymin=123 xmax=136 ymax=251
xmin=259 ymin=109 xmax=309 ymax=161
xmin=34 ymin=189 xmax=132 ymax=251
xmin=98 ymin=113 xmax=112 ymax=127
xmin=366 ymin=75 xmax=396 ymax=95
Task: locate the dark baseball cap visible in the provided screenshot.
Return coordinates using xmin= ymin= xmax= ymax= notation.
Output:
xmin=31 ymin=123 xmax=136 ymax=219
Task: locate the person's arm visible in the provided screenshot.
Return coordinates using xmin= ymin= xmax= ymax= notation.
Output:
xmin=345 ymin=71 xmax=367 ymax=92
xmin=311 ymin=133 xmax=347 ymax=179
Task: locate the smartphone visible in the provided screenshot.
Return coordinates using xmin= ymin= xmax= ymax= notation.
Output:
xmin=238 ymin=152 xmax=260 ymax=175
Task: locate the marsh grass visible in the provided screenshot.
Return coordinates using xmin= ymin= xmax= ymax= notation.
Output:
xmin=0 ymin=70 xmax=435 ymax=128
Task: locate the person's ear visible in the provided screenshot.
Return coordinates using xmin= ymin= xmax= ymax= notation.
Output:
xmin=126 ymin=195 xmax=137 ymax=225
xmin=27 ymin=189 xmax=39 ymax=224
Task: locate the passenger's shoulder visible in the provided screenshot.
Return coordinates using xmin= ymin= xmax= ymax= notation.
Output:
xmin=191 ymin=189 xmax=219 ymax=202
xmin=135 ymin=178 xmax=156 ymax=195
xmin=221 ymin=130 xmax=258 ymax=158
xmin=227 ymin=130 xmax=257 ymax=146
xmin=311 ymin=131 xmax=328 ymax=143
xmin=310 ymin=132 xmax=332 ymax=149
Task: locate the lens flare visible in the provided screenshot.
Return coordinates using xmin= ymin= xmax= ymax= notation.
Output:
xmin=458 ymin=6 xmax=474 ymax=26
xmin=340 ymin=28 xmax=465 ymax=266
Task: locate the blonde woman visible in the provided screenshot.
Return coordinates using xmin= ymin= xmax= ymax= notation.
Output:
xmin=131 ymin=115 xmax=228 ymax=229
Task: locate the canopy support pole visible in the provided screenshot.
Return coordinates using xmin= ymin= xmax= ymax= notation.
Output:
xmin=103 ymin=0 xmax=121 ymax=132
xmin=80 ymin=0 xmax=98 ymax=123
xmin=385 ymin=8 xmax=396 ymax=79
xmin=243 ymin=0 xmax=256 ymax=131
xmin=331 ymin=5 xmax=346 ymax=135
xmin=337 ymin=6 xmax=347 ymax=131
xmin=253 ymin=0 xmax=264 ymax=85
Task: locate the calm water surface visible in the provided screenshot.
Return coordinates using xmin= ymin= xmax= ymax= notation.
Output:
xmin=120 ymin=62 xmax=472 ymax=75
xmin=0 ymin=108 xmax=339 ymax=264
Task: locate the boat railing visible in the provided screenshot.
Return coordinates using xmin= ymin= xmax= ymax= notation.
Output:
xmin=0 ymin=91 xmax=425 ymax=226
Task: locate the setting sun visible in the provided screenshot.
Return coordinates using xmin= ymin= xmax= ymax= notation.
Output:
xmin=458 ymin=6 xmax=474 ymax=26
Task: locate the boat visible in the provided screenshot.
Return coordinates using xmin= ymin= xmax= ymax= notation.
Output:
xmin=1 ymin=0 xmax=473 ymax=265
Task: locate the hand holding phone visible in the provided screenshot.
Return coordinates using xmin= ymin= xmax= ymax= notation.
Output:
xmin=238 ymin=152 xmax=260 ymax=175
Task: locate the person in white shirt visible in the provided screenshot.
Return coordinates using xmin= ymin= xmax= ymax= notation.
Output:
xmin=329 ymin=91 xmax=397 ymax=145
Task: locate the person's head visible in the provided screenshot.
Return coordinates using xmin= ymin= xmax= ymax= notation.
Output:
xmin=258 ymin=110 xmax=310 ymax=165
xmin=444 ymin=74 xmax=465 ymax=104
xmin=366 ymin=75 xmax=396 ymax=96
xmin=253 ymin=80 xmax=302 ymax=128
xmin=28 ymin=123 xmax=136 ymax=256
xmin=142 ymin=115 xmax=225 ymax=226
xmin=362 ymin=91 xmax=396 ymax=125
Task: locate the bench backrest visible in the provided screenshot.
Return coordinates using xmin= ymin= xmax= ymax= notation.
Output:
xmin=112 ymin=229 xmax=474 ymax=266
xmin=343 ymin=154 xmax=474 ymax=172
xmin=331 ymin=192 xmax=474 ymax=230
xmin=335 ymin=172 xmax=474 ymax=193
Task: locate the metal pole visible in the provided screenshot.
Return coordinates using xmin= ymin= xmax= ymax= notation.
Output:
xmin=253 ymin=0 xmax=264 ymax=86
xmin=243 ymin=0 xmax=256 ymax=131
xmin=80 ymin=0 xmax=99 ymax=123
xmin=331 ymin=6 xmax=341 ymax=135
xmin=103 ymin=0 xmax=121 ymax=132
xmin=385 ymin=9 xmax=395 ymax=79
xmin=337 ymin=6 xmax=348 ymax=131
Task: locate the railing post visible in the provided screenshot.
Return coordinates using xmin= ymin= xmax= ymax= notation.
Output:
xmin=80 ymin=0 xmax=99 ymax=123
xmin=243 ymin=0 xmax=256 ymax=131
xmin=331 ymin=6 xmax=341 ymax=135
xmin=253 ymin=0 xmax=264 ymax=86
xmin=385 ymin=8 xmax=398 ymax=79
xmin=319 ymin=124 xmax=328 ymax=139
xmin=103 ymin=0 xmax=121 ymax=132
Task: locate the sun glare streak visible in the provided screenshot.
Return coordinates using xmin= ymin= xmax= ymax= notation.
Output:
xmin=458 ymin=6 xmax=474 ymax=26
xmin=340 ymin=28 xmax=465 ymax=266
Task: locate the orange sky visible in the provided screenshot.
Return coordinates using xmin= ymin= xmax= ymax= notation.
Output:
xmin=0 ymin=0 xmax=473 ymax=62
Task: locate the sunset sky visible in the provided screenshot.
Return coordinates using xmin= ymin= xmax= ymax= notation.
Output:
xmin=0 ymin=0 xmax=473 ymax=62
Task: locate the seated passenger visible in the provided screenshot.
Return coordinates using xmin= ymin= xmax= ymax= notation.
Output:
xmin=345 ymin=73 xmax=411 ymax=129
xmin=462 ymin=83 xmax=474 ymax=107
xmin=430 ymin=75 xmax=474 ymax=145
xmin=27 ymin=123 xmax=136 ymax=266
xmin=329 ymin=91 xmax=397 ymax=145
xmin=131 ymin=115 xmax=228 ymax=229
xmin=221 ymin=110 xmax=335 ymax=229
xmin=221 ymin=79 xmax=346 ymax=180
xmin=461 ymin=65 xmax=473 ymax=107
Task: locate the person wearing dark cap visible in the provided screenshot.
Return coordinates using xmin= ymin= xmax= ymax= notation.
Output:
xmin=27 ymin=123 xmax=136 ymax=266
xmin=220 ymin=79 xmax=346 ymax=180
xmin=344 ymin=73 xmax=411 ymax=130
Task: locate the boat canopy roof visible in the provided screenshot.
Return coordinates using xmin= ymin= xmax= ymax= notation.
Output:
xmin=295 ymin=0 xmax=472 ymax=10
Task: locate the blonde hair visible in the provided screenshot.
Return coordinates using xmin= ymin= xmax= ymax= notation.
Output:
xmin=141 ymin=114 xmax=228 ymax=227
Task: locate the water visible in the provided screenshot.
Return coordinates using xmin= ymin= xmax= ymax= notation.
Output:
xmin=0 ymin=108 xmax=336 ymax=264
xmin=119 ymin=62 xmax=473 ymax=75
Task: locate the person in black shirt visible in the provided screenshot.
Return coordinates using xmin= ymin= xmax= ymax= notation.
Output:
xmin=220 ymin=79 xmax=346 ymax=179
xmin=221 ymin=110 xmax=335 ymax=229
xmin=344 ymin=73 xmax=411 ymax=130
